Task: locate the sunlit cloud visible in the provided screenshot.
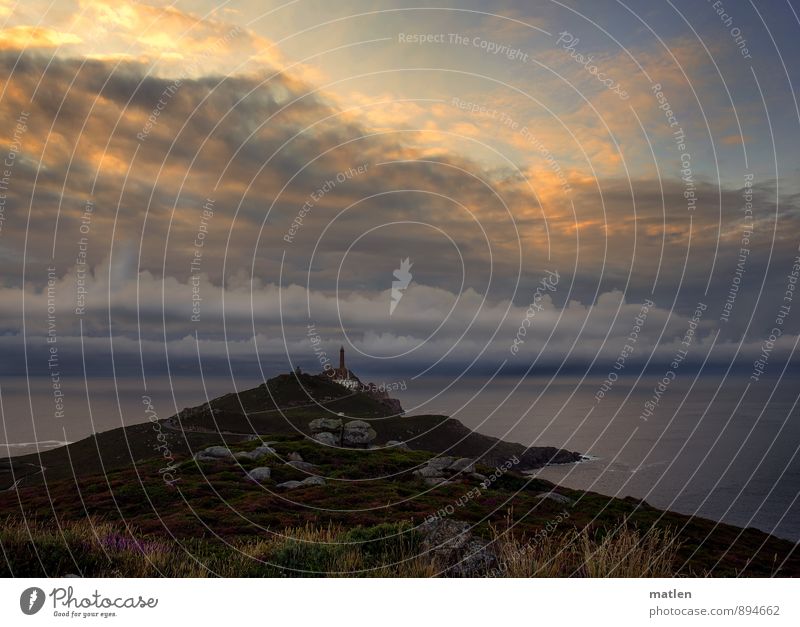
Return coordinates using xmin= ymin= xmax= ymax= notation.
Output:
xmin=0 ymin=25 xmax=82 ymax=49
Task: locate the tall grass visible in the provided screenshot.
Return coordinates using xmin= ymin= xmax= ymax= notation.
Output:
xmin=490 ymin=522 xmax=683 ymax=577
xmin=0 ymin=517 xmax=435 ymax=577
xmin=0 ymin=516 xmax=682 ymax=577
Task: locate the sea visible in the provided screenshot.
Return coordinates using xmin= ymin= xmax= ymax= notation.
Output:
xmin=1 ymin=372 xmax=798 ymax=542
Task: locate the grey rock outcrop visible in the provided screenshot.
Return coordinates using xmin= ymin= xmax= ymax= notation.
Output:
xmin=448 ymin=458 xmax=476 ymax=474
xmin=277 ymin=476 xmax=326 ymax=490
xmin=342 ymin=420 xmax=377 ymax=446
xmin=313 ymin=432 xmax=338 ymax=446
xmin=384 ymin=440 xmax=410 ymax=451
xmin=246 ymin=467 xmax=272 ymax=482
xmin=535 ymin=491 xmax=574 ymax=505
xmin=427 ymin=456 xmax=457 ymax=471
xmin=424 ymin=477 xmax=451 ymax=487
xmin=470 ymin=472 xmax=489 ymax=484
xmin=287 ymin=460 xmax=315 ymax=472
xmin=308 ymin=418 xmax=343 ymax=433
xmin=419 ymin=519 xmax=496 ymax=577
xmin=413 ymin=465 xmax=445 ymax=479
xmin=234 ymin=445 xmax=275 ymax=462
xmin=194 ymin=446 xmax=233 ymax=462
xmin=412 ymin=457 xmax=479 ymax=484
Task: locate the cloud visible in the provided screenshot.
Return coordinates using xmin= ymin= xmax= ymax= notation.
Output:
xmin=0 ymin=6 xmax=798 ymax=380
xmin=0 ymin=26 xmax=82 ymax=50
xmin=1 ymin=246 xmax=797 ymax=380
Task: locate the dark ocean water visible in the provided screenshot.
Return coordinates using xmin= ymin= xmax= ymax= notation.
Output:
xmin=395 ymin=373 xmax=800 ymax=542
xmin=2 ymin=373 xmax=798 ymax=541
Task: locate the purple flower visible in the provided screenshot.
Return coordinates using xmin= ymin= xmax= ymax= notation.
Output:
xmin=98 ymin=532 xmax=168 ymax=555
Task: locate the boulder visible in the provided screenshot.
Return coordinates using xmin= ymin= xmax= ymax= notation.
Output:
xmin=246 ymin=467 xmax=272 ymax=482
xmin=470 ymin=472 xmax=489 ymax=484
xmin=413 ymin=465 xmax=444 ymax=479
xmin=287 ymin=460 xmax=315 ymax=472
xmin=423 ymin=477 xmax=451 ymax=487
xmin=234 ymin=445 xmax=275 ymax=462
xmin=277 ymin=476 xmax=326 ymax=490
xmin=535 ymin=492 xmax=574 ymax=505
xmin=448 ymin=458 xmax=476 ymax=474
xmin=308 ymin=418 xmax=343 ymax=433
xmin=419 ymin=519 xmax=497 ymax=577
xmin=194 ymin=446 xmax=233 ymax=461
xmin=385 ymin=440 xmax=410 ymax=451
xmin=287 ymin=451 xmax=304 ymax=462
xmin=342 ymin=420 xmax=377 ymax=445
xmin=313 ymin=432 xmax=338 ymax=446
xmin=427 ymin=456 xmax=457 ymax=471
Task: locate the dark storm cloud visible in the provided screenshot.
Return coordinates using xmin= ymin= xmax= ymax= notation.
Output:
xmin=1 ymin=50 xmax=799 ymax=378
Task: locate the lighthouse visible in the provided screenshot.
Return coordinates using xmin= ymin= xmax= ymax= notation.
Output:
xmin=330 ymin=345 xmax=359 ymax=390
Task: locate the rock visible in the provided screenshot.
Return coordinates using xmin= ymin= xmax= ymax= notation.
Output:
xmin=536 ymin=492 xmax=574 ymax=505
xmin=308 ymin=418 xmax=343 ymax=433
xmin=287 ymin=460 xmax=315 ymax=472
xmin=313 ymin=432 xmax=338 ymax=446
xmin=385 ymin=440 xmax=410 ymax=451
xmin=342 ymin=420 xmax=377 ymax=445
xmin=470 ymin=472 xmax=489 ymax=484
xmin=277 ymin=476 xmax=326 ymax=490
xmin=276 ymin=480 xmax=303 ymax=490
xmin=194 ymin=446 xmax=233 ymax=461
xmin=423 ymin=477 xmax=451 ymax=487
xmin=201 ymin=446 xmax=233 ymax=458
xmin=287 ymin=451 xmax=304 ymax=462
xmin=234 ymin=445 xmax=275 ymax=462
xmin=246 ymin=467 xmax=272 ymax=482
xmin=427 ymin=456 xmax=457 ymax=471
xmin=419 ymin=519 xmax=496 ymax=577
xmin=413 ymin=465 xmax=444 ymax=479
xmin=377 ymin=397 xmax=404 ymax=415
xmin=448 ymin=458 xmax=476 ymax=474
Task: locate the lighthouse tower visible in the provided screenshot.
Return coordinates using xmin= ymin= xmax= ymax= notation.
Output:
xmin=330 ymin=345 xmax=359 ymax=389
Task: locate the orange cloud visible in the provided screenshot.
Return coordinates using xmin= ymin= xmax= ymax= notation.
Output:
xmin=721 ymin=134 xmax=749 ymax=145
xmin=0 ymin=26 xmax=82 ymax=50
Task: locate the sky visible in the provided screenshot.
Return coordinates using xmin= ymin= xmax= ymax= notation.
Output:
xmin=1 ymin=0 xmax=800 ymax=382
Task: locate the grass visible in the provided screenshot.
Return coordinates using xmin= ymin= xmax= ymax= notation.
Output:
xmin=0 ymin=517 xmax=437 ymax=577
xmin=2 ymin=432 xmax=797 ymax=576
xmin=1 ymin=515 xmax=687 ymax=577
xmin=490 ymin=518 xmax=683 ymax=577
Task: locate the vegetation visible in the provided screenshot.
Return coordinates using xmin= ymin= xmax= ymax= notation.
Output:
xmin=1 ymin=431 xmax=796 ymax=577
xmin=491 ymin=521 xmax=682 ymax=577
xmin=1 ymin=373 xmax=797 ymax=577
xmin=1 ymin=516 xmax=687 ymax=577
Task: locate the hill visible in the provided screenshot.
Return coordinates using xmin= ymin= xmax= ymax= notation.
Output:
xmin=0 ymin=371 xmax=796 ymax=577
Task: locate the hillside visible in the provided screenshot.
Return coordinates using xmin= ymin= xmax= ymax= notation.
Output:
xmin=1 ymin=371 xmax=797 ymax=577
xmin=0 ymin=372 xmax=580 ymax=490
